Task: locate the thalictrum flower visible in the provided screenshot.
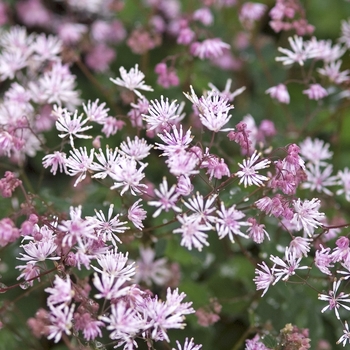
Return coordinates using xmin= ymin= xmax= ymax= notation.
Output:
xmin=110 ymin=64 xmax=153 ymax=98
xmin=236 ymin=151 xmax=270 ymax=187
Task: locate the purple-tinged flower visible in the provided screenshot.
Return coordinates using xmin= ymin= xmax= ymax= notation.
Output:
xmin=145 ymin=288 xmax=194 ymax=342
xmin=90 ymin=204 xmax=129 ymax=245
xmin=302 ymin=163 xmax=337 ymax=196
xmin=30 ymin=60 xmax=81 ymax=110
xmin=83 ymin=99 xmax=110 ymax=123
xmin=47 ymin=304 xmax=75 ymax=343
xmin=65 ymin=147 xmax=95 ymax=187
xmin=32 ymin=34 xmax=62 ymax=63
xmin=337 ymin=321 xmax=350 ymax=346
xmin=190 ymin=38 xmax=230 ymax=60
xmin=290 ymin=198 xmax=325 ymax=236
xmin=99 ymin=301 xmax=145 ymax=344
xmin=110 ymin=64 xmax=153 ymax=98
xmin=193 ymin=7 xmax=213 ymax=26
xmin=239 ymin=2 xmax=267 ymax=28
xmin=276 ymin=35 xmax=311 ymax=66
xmin=133 ymin=246 xmax=171 ymax=286
xmin=331 ymin=237 xmax=350 ymax=263
xmin=119 ymin=136 xmax=153 ymax=162
xmin=166 ymin=149 xmax=200 ymax=177
xmin=173 ymin=337 xmax=202 ymax=350
xmin=303 ymin=84 xmax=328 ymax=100
xmin=45 ymin=275 xmax=74 ymax=307
xmin=245 ymin=334 xmax=270 ymax=350
xmin=236 ymin=151 xmax=271 ymax=187
xmin=315 ymin=245 xmax=334 ymax=275
xmin=247 ymin=218 xmax=270 ymax=244
xmin=18 ymin=240 xmax=60 ymax=264
xmin=57 ymin=22 xmax=87 ymax=45
xmin=253 ymin=261 xmax=275 ymax=297
xmin=93 ymin=272 xmax=130 ymax=300
xmin=201 ymin=150 xmax=230 ymax=180
xmin=176 ymin=175 xmax=194 ymax=197
xmin=266 ymin=84 xmax=290 ymax=104
xmin=42 ymin=151 xmax=67 ymax=176
xmin=197 ymin=92 xmax=234 ymax=132
xmin=143 ymin=96 xmax=183 ymax=131
xmin=156 ymin=124 xmax=193 ymax=156
xmin=0 ymin=217 xmax=20 ymax=246
xmin=173 ymin=214 xmax=212 ymax=251
xmin=16 ymin=262 xmax=40 ymax=286
xmin=58 ymin=205 xmax=97 ymax=248
xmin=91 ymin=147 xmax=120 ymax=180
xmin=183 ymin=192 xmax=217 ymax=225
xmin=317 ymin=60 xmax=350 ymax=84
xmin=208 ymin=79 xmax=246 ymax=102
xmin=54 ymin=107 xmax=93 ymax=148
xmin=270 ymin=247 xmax=309 ymax=283
xmin=92 ymin=249 xmax=135 ymax=280
xmin=216 ymin=202 xmax=249 ymax=242
xmin=319 ymin=278 xmax=350 ymax=319
xmin=148 ymin=177 xmax=182 ymax=218
xmin=337 ymin=168 xmax=350 ymax=201
xmin=289 ymin=237 xmax=311 ymax=258
xmin=74 ymin=312 xmax=103 ymax=341
xmin=128 ymin=199 xmax=147 ymax=230
xmin=299 ymin=137 xmax=333 ymax=166
xmin=110 ymin=157 xmax=148 ymax=196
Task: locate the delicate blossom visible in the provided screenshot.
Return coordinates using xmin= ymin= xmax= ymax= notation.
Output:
xmin=173 ymin=337 xmax=202 ymax=350
xmin=236 ymin=151 xmax=271 ymax=187
xmin=215 ymin=202 xmax=249 ymax=242
xmin=337 ymin=321 xmax=350 ymax=346
xmin=270 ymin=247 xmax=309 ymax=283
xmin=302 ymin=84 xmax=328 ymax=100
xmin=110 ymin=64 xmax=153 ymax=98
xmin=110 ymin=157 xmax=148 ymax=196
xmin=253 ymin=261 xmax=275 ymax=297
xmin=128 ymin=199 xmax=147 ymax=230
xmin=337 ymin=168 xmax=350 ymax=201
xmin=48 ymin=304 xmax=75 ymax=343
xmin=133 ymin=246 xmax=171 ymax=286
xmin=148 ymin=177 xmax=182 ymax=218
xmin=55 ymin=107 xmax=93 ymax=148
xmin=318 ymin=278 xmax=350 ymax=319
xmin=299 ymin=137 xmax=333 ymax=166
xmin=276 ymin=35 xmax=311 ymax=66
xmin=173 ymin=214 xmax=212 ymax=251
xmin=190 ymin=38 xmax=230 ymax=60
xmin=45 ymin=275 xmax=74 ymax=307
xmin=290 ymin=198 xmax=325 ymax=236
xmin=266 ymin=84 xmax=290 ymax=104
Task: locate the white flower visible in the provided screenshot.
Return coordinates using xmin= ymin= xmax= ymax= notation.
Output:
xmin=110 ymin=64 xmax=153 ymax=98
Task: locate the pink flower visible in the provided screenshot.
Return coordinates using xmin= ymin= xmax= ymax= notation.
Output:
xmin=303 ymin=84 xmax=328 ymax=100
xmin=276 ymin=35 xmax=311 ymax=66
xmin=47 ymin=304 xmax=75 ymax=343
xmin=236 ymin=151 xmax=271 ymax=187
xmin=318 ymin=278 xmax=350 ymax=319
xmin=45 ymin=275 xmax=74 ymax=307
xmin=253 ymin=261 xmax=275 ymax=297
xmin=290 ymin=198 xmax=325 ymax=237
xmin=190 ymin=38 xmax=230 ymax=60
xmin=133 ymin=246 xmax=171 ymax=286
xmin=128 ymin=199 xmax=147 ymax=230
xmin=266 ymin=84 xmax=290 ymax=104
xmin=110 ymin=64 xmax=153 ymax=98
xmin=247 ymin=218 xmax=270 ymax=244
xmin=216 ymin=202 xmax=249 ymax=242
xmin=173 ymin=337 xmax=202 ymax=350
xmin=173 ymin=214 xmax=212 ymax=251
xmin=148 ymin=177 xmax=182 ymax=218
xmin=42 ymin=151 xmax=67 ymax=176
